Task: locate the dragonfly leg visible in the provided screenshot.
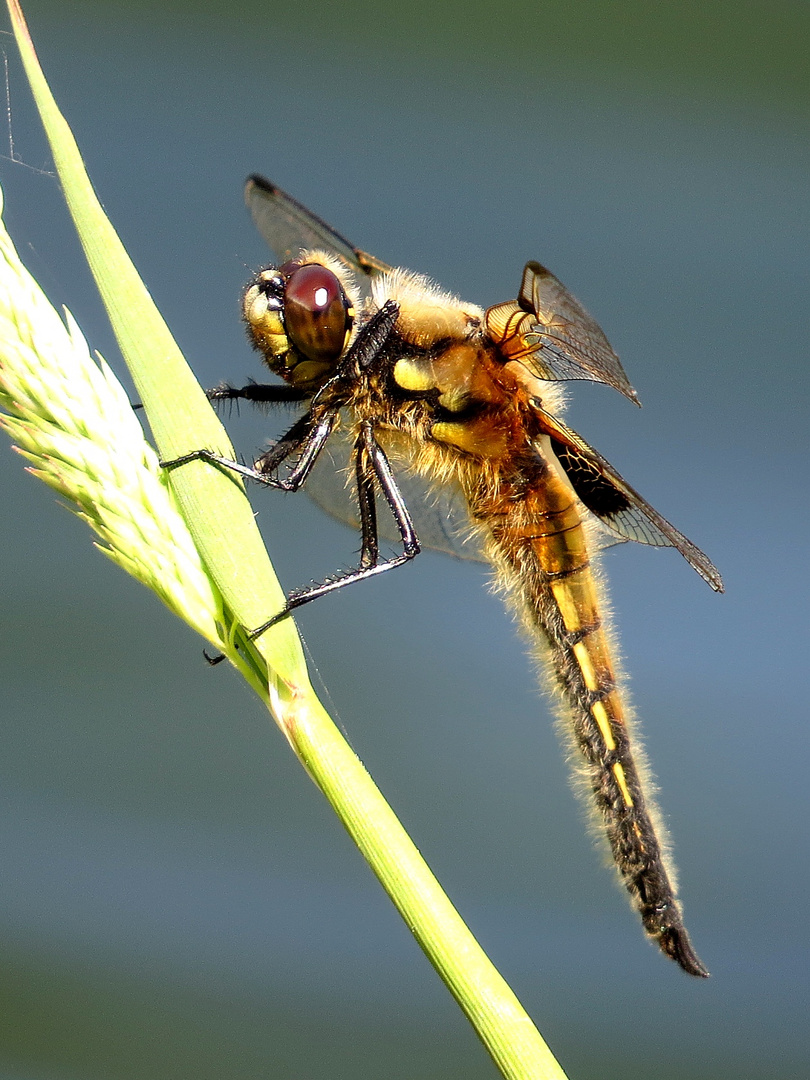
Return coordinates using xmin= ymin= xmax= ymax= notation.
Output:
xmin=164 ymin=409 xmax=340 ymax=665
xmin=207 ymin=382 xmax=311 ymax=405
xmin=347 ymin=299 xmax=400 ymax=373
xmin=255 ymin=410 xmax=338 ymax=489
xmin=160 ymin=409 xmax=337 ymax=492
xmin=247 ymin=419 xmax=420 ymax=640
xmin=355 ymin=427 xmax=380 ymax=569
xmin=164 ymin=303 xmax=400 ymax=490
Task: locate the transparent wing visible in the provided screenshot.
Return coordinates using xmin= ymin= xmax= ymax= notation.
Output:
xmin=302 ymin=422 xmax=487 ymax=563
xmin=305 ymin=433 xmax=645 ymax=564
xmin=486 ymin=261 xmax=639 ymax=404
xmin=245 ymin=175 xmax=393 ymax=300
xmin=531 ymin=402 xmax=723 ymax=591
xmin=287 ymin=409 xmax=712 ymax=575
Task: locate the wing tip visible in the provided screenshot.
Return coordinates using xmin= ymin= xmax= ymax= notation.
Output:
xmin=707 ymin=568 xmax=725 ymax=593
xmin=694 ymin=554 xmax=724 ymax=593
xmin=245 ymin=172 xmax=274 ymax=192
xmin=244 ymin=173 xmax=278 ymax=205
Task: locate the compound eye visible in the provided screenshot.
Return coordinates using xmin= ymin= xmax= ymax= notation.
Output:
xmin=283 ymin=263 xmax=352 ymax=365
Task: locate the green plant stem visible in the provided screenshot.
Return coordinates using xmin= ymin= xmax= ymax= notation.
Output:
xmin=279 ymin=689 xmax=568 ymax=1078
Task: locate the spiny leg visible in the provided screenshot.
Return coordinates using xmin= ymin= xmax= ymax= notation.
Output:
xmin=159 ymin=409 xmax=337 ymax=492
xmin=355 ymin=428 xmax=380 ymax=569
xmin=207 ymin=382 xmax=311 ymax=406
xmin=160 ymin=407 xmax=338 ymax=665
xmin=246 ymin=419 xmax=420 ymax=639
xmin=168 ymin=302 xmax=405 ymax=650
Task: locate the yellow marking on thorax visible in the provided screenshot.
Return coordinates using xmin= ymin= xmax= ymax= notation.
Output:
xmin=394 ymin=344 xmax=505 ymax=413
xmin=392 ymin=358 xmax=435 ymax=394
xmin=392 ymin=342 xmax=516 ymax=461
xmin=431 ymin=417 xmax=511 ymax=458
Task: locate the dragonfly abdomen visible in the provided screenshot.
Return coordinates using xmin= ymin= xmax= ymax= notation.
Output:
xmin=480 ymin=463 xmax=709 ymax=977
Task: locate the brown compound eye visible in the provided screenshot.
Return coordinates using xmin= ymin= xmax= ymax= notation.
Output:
xmin=283 ymin=263 xmax=352 ymax=365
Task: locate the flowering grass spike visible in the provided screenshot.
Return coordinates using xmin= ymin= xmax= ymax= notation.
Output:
xmin=0 ymin=184 xmax=227 ymax=649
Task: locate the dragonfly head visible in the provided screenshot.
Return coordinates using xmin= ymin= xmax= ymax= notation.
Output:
xmin=242 ymin=258 xmax=355 ymax=391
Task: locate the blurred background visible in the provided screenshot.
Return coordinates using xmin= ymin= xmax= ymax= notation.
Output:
xmin=0 ymin=1 xmax=807 ymax=1077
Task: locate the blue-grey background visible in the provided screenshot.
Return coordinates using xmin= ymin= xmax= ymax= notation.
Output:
xmin=0 ymin=1 xmax=807 ymax=1077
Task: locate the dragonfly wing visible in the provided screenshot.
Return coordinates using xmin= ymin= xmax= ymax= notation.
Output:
xmin=245 ymin=176 xmax=393 ymax=300
xmin=302 ymin=422 xmax=486 ymax=562
xmin=487 ymin=261 xmax=639 ymax=403
xmin=532 ymin=402 xmax=724 ymax=591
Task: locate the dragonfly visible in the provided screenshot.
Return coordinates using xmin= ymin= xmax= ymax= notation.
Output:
xmin=184 ymin=175 xmax=723 ymax=976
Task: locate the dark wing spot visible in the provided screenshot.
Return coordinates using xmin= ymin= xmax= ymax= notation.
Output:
xmin=551 ymin=438 xmax=631 ymax=517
